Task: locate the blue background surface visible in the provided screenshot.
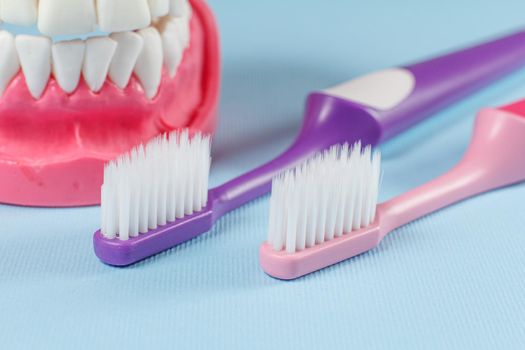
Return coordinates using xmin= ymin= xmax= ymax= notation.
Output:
xmin=2 ymin=1 xmax=525 ymax=348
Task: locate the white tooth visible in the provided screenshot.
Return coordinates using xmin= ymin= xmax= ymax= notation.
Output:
xmin=148 ymin=0 xmax=169 ymax=18
xmin=169 ymin=0 xmax=190 ymax=17
xmin=0 ymin=0 xmax=38 ymax=26
xmin=15 ymin=35 xmax=52 ymax=99
xmin=173 ymin=17 xmax=190 ymax=49
xmin=0 ymin=31 xmax=20 ymax=96
xmin=109 ymin=32 xmax=144 ymax=89
xmin=83 ymin=37 xmax=117 ymax=93
xmin=97 ymin=0 xmax=151 ymax=33
xmin=160 ymin=20 xmax=183 ymax=77
xmin=38 ymin=0 xmax=97 ymax=37
xmin=52 ymin=40 xmax=85 ymax=94
xmin=134 ymin=28 xmax=163 ymax=99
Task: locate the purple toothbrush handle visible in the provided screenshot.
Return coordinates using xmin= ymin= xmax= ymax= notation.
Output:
xmin=212 ymin=30 xmax=525 ymax=215
xmin=94 ymin=30 xmax=525 ymax=266
xmin=384 ymin=30 xmax=525 ymax=140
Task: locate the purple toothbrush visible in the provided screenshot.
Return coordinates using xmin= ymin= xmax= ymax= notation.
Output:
xmin=94 ymin=30 xmax=525 ymax=266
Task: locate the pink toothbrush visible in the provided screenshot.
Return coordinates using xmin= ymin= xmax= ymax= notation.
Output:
xmin=260 ymin=100 xmax=525 ymax=280
xmin=95 ymin=30 xmax=525 ymax=266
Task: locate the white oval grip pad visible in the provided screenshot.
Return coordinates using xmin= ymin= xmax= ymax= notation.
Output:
xmin=324 ymin=68 xmax=415 ymax=111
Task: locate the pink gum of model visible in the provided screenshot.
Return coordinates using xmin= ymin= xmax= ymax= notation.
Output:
xmin=0 ymin=0 xmax=220 ymax=207
xmin=260 ymin=101 xmax=525 ymax=280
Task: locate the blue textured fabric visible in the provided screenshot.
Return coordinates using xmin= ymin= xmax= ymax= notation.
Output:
xmin=1 ymin=1 xmax=525 ymax=348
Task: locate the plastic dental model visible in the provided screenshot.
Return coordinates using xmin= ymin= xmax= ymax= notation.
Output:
xmin=0 ymin=0 xmax=220 ymax=207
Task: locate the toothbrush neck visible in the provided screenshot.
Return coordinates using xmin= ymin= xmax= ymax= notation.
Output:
xmin=377 ymin=108 xmax=525 ymax=238
xmin=209 ymin=136 xmax=325 ymax=220
xmin=377 ymin=160 xmax=486 ymax=237
xmin=208 ymin=93 xmax=383 ymax=221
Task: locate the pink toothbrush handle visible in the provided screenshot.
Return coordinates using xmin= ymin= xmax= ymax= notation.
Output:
xmin=260 ymin=104 xmax=525 ymax=280
xmin=379 ymin=107 xmax=525 ymax=237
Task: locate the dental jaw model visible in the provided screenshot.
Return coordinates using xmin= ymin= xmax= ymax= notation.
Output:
xmin=0 ymin=0 xmax=220 ymax=207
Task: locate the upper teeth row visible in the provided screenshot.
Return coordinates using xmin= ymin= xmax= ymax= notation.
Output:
xmin=0 ymin=13 xmax=190 ymax=99
xmin=0 ymin=0 xmax=189 ymax=37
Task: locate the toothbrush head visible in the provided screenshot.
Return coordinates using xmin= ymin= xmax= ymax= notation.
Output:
xmin=94 ymin=129 xmax=212 ymax=265
xmin=261 ymin=142 xmax=382 ymax=280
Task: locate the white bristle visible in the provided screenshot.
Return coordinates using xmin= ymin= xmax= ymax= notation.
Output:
xmin=267 ymin=142 xmax=381 ymax=253
xmin=101 ymin=130 xmax=212 ymax=240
